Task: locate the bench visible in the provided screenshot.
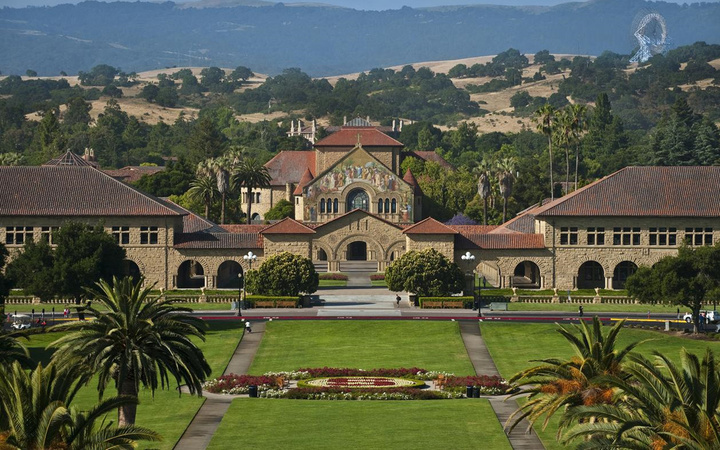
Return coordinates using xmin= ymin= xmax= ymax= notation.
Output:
xmin=254 ymin=301 xmax=275 ymax=308
xmin=275 ymin=301 xmax=297 ymax=308
xmin=442 ymin=301 xmax=464 ymax=309
xmin=423 ymin=301 xmax=443 ymax=308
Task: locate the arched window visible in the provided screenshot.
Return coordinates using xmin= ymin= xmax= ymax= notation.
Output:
xmin=333 ymin=198 xmax=338 ymax=213
xmin=391 ymin=198 xmax=397 ymax=213
xmin=384 ymin=199 xmax=390 ymax=213
xmin=347 ymin=189 xmax=369 ymax=212
xmin=320 ymin=198 xmax=326 ymax=213
xmin=378 ymin=199 xmax=383 ymax=213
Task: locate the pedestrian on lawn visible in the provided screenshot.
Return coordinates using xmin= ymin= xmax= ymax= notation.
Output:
xmin=245 ymin=321 xmax=252 ymax=333
xmin=578 ymin=305 xmax=584 ymax=317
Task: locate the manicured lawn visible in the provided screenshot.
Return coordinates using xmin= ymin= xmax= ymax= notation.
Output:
xmin=481 ymin=322 xmax=720 ymax=450
xmin=318 ymin=279 xmax=348 ymax=287
xmin=371 ymin=279 xmax=387 ymax=286
xmin=506 ymin=302 xmax=681 ymax=313
xmin=248 ymin=320 xmax=475 ymax=375
xmin=480 ymin=288 xmax=628 ymax=297
xmin=208 ymin=399 xmax=511 ymax=450
xmin=23 ymin=320 xmax=243 ymax=450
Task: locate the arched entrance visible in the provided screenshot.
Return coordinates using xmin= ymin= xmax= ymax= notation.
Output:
xmin=122 ymin=259 xmax=141 ymax=283
xmin=613 ymin=261 xmax=638 ymax=289
xmin=217 ymin=261 xmax=243 ymax=289
xmin=177 ymin=260 xmax=205 ymax=289
xmin=347 ymin=189 xmax=369 ymax=211
xmin=347 ymin=241 xmax=367 ymax=260
xmin=317 ymin=248 xmax=328 ymax=261
xmin=512 ymin=261 xmax=541 ymax=288
xmin=578 ymin=261 xmax=604 ymax=290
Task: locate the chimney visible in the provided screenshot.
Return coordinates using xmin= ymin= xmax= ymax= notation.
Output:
xmin=291 ymin=120 xmax=295 ymax=134
xmin=343 ymin=116 xmax=347 ymax=125
xmin=399 ymin=120 xmax=403 ymax=132
xmin=366 ymin=116 xmax=370 ymax=123
xmin=392 ymin=119 xmax=396 ymax=132
xmin=312 ymin=119 xmax=316 ymax=133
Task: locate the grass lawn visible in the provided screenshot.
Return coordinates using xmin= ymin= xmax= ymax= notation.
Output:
xmin=481 ymin=322 xmax=720 ymax=450
xmin=318 ymin=279 xmax=348 ymax=287
xmin=371 ymin=279 xmax=387 ymax=287
xmin=480 ymin=288 xmax=628 ymax=297
xmin=248 ymin=320 xmax=475 ymax=375
xmin=506 ymin=302 xmax=681 ymax=313
xmin=208 ymin=399 xmax=510 ymax=450
xmin=23 ymin=320 xmax=243 ymax=450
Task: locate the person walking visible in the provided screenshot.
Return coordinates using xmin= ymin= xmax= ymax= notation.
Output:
xmin=578 ymin=305 xmax=584 ymax=318
xmin=245 ymin=321 xmax=252 ymax=333
xmin=396 ymin=295 xmax=401 ymax=307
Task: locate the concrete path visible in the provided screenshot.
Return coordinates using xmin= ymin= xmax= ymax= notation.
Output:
xmin=346 ymin=271 xmax=372 ymax=287
xmin=458 ymin=320 xmax=545 ymax=450
xmin=173 ymin=322 xmax=266 ymax=450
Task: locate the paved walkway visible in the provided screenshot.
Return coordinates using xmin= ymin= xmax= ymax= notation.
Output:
xmin=459 ymin=320 xmax=545 ymax=450
xmin=173 ymin=322 xmax=266 ymax=450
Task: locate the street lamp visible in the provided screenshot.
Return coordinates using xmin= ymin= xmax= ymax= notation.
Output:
xmin=461 ymin=251 xmax=476 ymax=311
xmin=238 ymin=251 xmax=258 ymax=317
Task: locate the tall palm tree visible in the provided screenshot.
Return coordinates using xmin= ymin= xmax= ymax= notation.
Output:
xmin=188 ymin=175 xmax=218 ymax=220
xmin=476 ymin=159 xmax=492 ymax=226
xmin=567 ymin=104 xmax=588 ymax=192
xmin=0 ymin=361 xmax=159 ymax=449
xmin=209 ymin=157 xmax=231 ymax=224
xmin=496 ymin=157 xmax=516 ymax=223
xmin=234 ymin=157 xmax=271 ymax=224
xmin=555 ymin=109 xmax=573 ymax=195
xmin=507 ymin=317 xmax=642 ymax=433
xmin=49 ymin=276 xmax=211 ymax=427
xmin=533 ymin=104 xmax=556 ymax=200
xmin=559 ymin=348 xmax=720 ymax=449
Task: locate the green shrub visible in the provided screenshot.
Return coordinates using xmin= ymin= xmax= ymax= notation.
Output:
xmin=245 ymin=252 xmax=319 ymax=296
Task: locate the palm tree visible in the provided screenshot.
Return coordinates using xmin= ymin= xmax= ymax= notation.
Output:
xmin=559 ymin=348 xmax=720 ymax=449
xmin=567 ymin=104 xmax=588 ymax=192
xmin=555 ymin=109 xmax=573 ymax=195
xmin=496 ymin=157 xmax=516 ymax=223
xmin=0 ymin=361 xmax=159 ymax=449
xmin=188 ymin=175 xmax=218 ymax=220
xmin=533 ymin=104 xmax=556 ymax=200
xmin=209 ymin=157 xmax=231 ymax=224
xmin=49 ymin=276 xmax=211 ymax=427
xmin=0 ymin=331 xmax=31 ymax=368
xmin=476 ymin=159 xmax=492 ymax=225
xmin=507 ymin=317 xmax=642 ymax=433
xmin=234 ymin=157 xmax=271 ymax=224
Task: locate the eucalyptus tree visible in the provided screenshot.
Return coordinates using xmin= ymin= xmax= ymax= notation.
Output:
xmin=49 ymin=277 xmax=211 ymax=427
xmin=533 ymin=104 xmax=556 ymax=200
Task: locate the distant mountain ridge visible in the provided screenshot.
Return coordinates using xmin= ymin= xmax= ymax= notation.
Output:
xmin=1 ymin=0 xmax=719 ymax=76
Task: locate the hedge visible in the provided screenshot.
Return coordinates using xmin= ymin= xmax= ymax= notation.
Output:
xmin=244 ymin=295 xmax=299 ymax=308
xmin=418 ymin=296 xmax=473 ymax=309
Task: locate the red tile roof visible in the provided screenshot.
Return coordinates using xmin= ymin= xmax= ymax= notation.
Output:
xmin=174 ymin=232 xmax=263 ymax=249
xmin=260 ymin=217 xmax=316 ymax=235
xmin=0 ymin=167 xmax=184 ymax=217
xmin=535 ymin=166 xmax=720 ymax=217
xmin=220 ymin=224 xmax=269 ymax=234
xmin=43 ymin=151 xmax=98 ymax=168
xmin=314 ymin=127 xmax=404 ymax=148
xmin=313 ymin=208 xmax=406 ymax=231
xmin=293 ymin=168 xmax=314 ymax=196
xmin=264 ymin=151 xmax=316 ymax=186
xmin=103 ymin=166 xmax=165 ymax=184
xmin=403 ymin=217 xmax=458 ymax=235
xmin=455 ymin=233 xmax=546 ymax=250
xmin=406 ymin=151 xmax=454 ymax=170
xmin=402 ymin=168 xmax=423 ymax=195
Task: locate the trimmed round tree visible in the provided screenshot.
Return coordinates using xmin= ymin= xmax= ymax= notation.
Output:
xmin=246 ymin=252 xmax=319 ymax=296
xmin=385 ymin=248 xmax=463 ymax=296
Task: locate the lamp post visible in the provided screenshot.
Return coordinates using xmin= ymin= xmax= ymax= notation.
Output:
xmin=461 ymin=251 xmax=476 ymax=311
xmin=238 ymin=251 xmax=257 ymax=317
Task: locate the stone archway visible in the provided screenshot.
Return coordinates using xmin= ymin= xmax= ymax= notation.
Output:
xmin=613 ymin=261 xmax=638 ymax=290
xmin=347 ymin=241 xmax=367 ymax=260
xmin=578 ymin=261 xmax=604 ymax=290
xmin=512 ymin=261 xmax=541 ymax=289
xmin=122 ymin=259 xmax=142 ymax=284
xmin=177 ymin=260 xmax=206 ymax=289
xmin=217 ymin=260 xmax=243 ymax=289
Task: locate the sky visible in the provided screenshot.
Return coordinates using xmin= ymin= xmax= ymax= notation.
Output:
xmin=2 ymin=0 xmax=719 ymax=9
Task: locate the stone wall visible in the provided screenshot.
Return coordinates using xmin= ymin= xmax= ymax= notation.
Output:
xmin=405 ymin=234 xmax=454 ymax=260
xmin=262 ymin=234 xmax=312 ymax=259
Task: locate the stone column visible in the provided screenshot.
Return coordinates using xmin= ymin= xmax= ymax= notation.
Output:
xmin=605 ymin=276 xmax=613 ymax=290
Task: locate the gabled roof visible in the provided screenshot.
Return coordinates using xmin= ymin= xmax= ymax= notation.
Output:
xmin=104 ymin=166 xmax=165 ymax=184
xmin=535 ymin=166 xmax=720 ymax=217
xmin=403 ymin=217 xmax=458 ymax=235
xmin=406 ymin=151 xmax=454 ymax=170
xmin=0 ymin=166 xmax=184 ymax=217
xmin=264 ymin=151 xmax=316 ymax=186
xmin=260 ymin=217 xmax=316 ymax=235
xmin=402 ymin=168 xmax=422 ymax=195
xmin=314 ymin=208 xmax=405 ymax=232
xmin=455 ymin=233 xmax=546 ymax=250
xmin=314 ymin=127 xmax=403 ymax=148
xmin=43 ymin=151 xmax=97 ymax=168
xmin=161 ymin=198 xmax=224 ymax=234
xmin=293 ymin=168 xmax=314 ymax=196
xmin=174 ymin=232 xmax=263 ymax=249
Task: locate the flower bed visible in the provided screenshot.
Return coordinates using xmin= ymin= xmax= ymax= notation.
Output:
xmin=318 ymin=273 xmax=349 ymax=281
xmin=298 ymin=376 xmax=425 ymax=389
xmin=203 ymin=374 xmax=282 ymax=394
xmin=442 ymin=375 xmax=513 ymax=395
xmin=261 ymin=387 xmax=462 ymax=400
xmin=285 ymin=367 xmax=452 ymax=380
xmin=370 ymin=274 xmax=385 ymax=281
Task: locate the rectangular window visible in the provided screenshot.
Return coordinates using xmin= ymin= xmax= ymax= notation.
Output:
xmin=5 ymin=226 xmax=33 ymax=245
xmin=112 ymin=226 xmax=130 ymax=245
xmin=255 ymin=192 xmax=261 ymax=203
xmin=613 ymin=227 xmax=640 ymax=246
xmin=40 ymin=226 xmax=59 ymax=244
xmin=685 ymin=227 xmax=713 ymax=246
xmin=649 ymin=227 xmax=677 ymax=246
xmin=140 ymin=226 xmax=158 ymax=245
xmin=560 ymin=227 xmax=578 ymax=245
xmin=586 ymin=227 xmax=605 ymax=246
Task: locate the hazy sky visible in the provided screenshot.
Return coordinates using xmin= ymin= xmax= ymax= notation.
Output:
xmin=2 ymin=0 xmax=719 ymax=10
